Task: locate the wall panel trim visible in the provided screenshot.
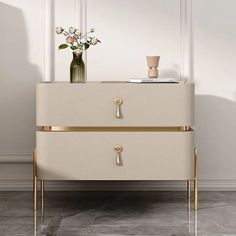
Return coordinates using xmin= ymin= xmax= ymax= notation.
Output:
xmin=0 ymin=152 xmax=32 ymax=164
xmin=180 ymin=0 xmax=193 ymax=81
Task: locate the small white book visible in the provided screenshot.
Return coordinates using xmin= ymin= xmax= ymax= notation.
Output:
xmin=129 ymin=78 xmax=178 ymax=83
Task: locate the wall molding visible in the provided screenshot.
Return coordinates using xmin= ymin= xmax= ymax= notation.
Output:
xmin=0 ymin=152 xmax=32 ymax=164
xmin=0 ymin=179 xmax=236 ymax=191
xmin=180 ymin=0 xmax=193 ymax=81
xmin=42 ymin=0 xmax=55 ymax=81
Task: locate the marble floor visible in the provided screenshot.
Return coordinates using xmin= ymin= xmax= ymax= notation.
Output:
xmin=0 ymin=191 xmax=236 ymax=236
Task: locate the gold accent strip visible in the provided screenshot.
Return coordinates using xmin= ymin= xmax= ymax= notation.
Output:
xmin=39 ymin=126 xmax=193 ymax=132
xmin=42 ymin=126 xmax=52 ymax=131
xmin=181 ymin=126 xmax=191 ymax=131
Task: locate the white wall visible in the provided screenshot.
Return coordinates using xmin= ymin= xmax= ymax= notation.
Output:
xmin=0 ymin=0 xmax=42 ymax=182
xmin=194 ymin=0 xmax=236 ymax=181
xmin=54 ymin=0 xmax=80 ymax=81
xmin=87 ymin=0 xmax=181 ymax=80
xmin=0 ymin=0 xmax=236 ymax=190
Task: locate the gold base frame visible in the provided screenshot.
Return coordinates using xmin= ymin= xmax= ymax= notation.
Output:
xmin=33 ymin=148 xmax=198 ymax=210
xmin=186 ymin=148 xmax=198 ymax=210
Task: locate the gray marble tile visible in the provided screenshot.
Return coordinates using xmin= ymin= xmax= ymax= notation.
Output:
xmin=0 ymin=191 xmax=236 ymax=235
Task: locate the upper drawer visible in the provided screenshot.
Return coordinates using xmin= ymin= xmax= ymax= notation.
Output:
xmin=36 ymin=82 xmax=194 ymax=127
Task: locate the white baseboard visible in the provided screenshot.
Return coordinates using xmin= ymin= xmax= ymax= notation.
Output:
xmin=0 ymin=152 xmax=32 ymax=164
xmin=0 ymin=152 xmax=236 ymax=191
xmin=0 ymin=179 xmax=236 ymax=191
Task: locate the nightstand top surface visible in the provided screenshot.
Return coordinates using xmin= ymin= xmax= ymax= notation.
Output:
xmin=39 ymin=80 xmax=193 ymax=85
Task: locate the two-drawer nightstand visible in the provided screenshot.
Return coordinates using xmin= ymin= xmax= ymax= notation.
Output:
xmin=34 ymin=81 xmax=198 ymax=210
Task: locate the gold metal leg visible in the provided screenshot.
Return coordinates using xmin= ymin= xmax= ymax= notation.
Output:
xmin=187 ymin=180 xmax=191 ymax=198
xmin=33 ymin=151 xmax=35 ymax=202
xmin=34 ymin=176 xmax=37 ymax=210
xmin=194 ymin=148 xmax=198 ymax=210
xmin=33 ymin=150 xmax=37 ymax=210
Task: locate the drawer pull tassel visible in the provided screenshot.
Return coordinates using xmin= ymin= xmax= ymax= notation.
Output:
xmin=114 ymin=98 xmax=123 ymax=119
xmin=114 ymin=145 xmax=123 ymax=167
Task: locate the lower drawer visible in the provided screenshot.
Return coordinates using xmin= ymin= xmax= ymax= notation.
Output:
xmin=36 ymin=131 xmax=194 ymax=180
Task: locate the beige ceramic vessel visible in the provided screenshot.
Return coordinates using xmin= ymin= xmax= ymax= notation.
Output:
xmin=146 ymin=56 xmax=160 ymax=78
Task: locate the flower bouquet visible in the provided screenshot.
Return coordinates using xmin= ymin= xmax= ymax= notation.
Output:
xmin=56 ymin=26 xmax=100 ymax=83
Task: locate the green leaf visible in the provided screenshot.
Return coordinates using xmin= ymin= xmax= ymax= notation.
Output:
xmin=84 ymin=43 xmax=90 ymax=50
xmin=70 ymin=46 xmax=77 ymax=50
xmin=59 ymin=44 xmax=68 ymax=50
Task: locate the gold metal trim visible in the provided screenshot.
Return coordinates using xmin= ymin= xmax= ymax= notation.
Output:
xmin=114 ymin=145 xmax=123 ymax=166
xmin=42 ymin=126 xmax=52 ymax=131
xmin=34 ymin=178 xmax=37 ymax=210
xmin=181 ymin=126 xmax=190 ymax=131
xmin=39 ymin=126 xmax=193 ymax=132
xmin=187 ymin=180 xmax=191 ymax=198
xmin=194 ymin=148 xmax=198 ymax=210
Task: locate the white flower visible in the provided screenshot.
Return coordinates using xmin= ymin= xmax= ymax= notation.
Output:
xmin=75 ymin=30 xmax=82 ymax=36
xmin=91 ymin=38 xmax=100 ymax=45
xmin=74 ymin=49 xmax=82 ymax=57
xmin=56 ymin=27 xmax=63 ymax=34
xmin=69 ymin=27 xmax=76 ymax=34
xmin=80 ymin=38 xmax=87 ymax=44
xmin=73 ymin=31 xmax=82 ymax=40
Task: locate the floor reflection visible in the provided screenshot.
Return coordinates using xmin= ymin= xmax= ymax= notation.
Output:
xmin=2 ymin=191 xmax=236 ymax=235
xmin=33 ymin=191 xmax=199 ymax=236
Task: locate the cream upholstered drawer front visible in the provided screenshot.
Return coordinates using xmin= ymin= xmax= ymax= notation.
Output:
xmin=36 ymin=82 xmax=194 ymax=127
xmin=36 ymin=131 xmax=194 ymax=180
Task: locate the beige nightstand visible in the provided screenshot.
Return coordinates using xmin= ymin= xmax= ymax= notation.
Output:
xmin=34 ymin=81 xmax=198 ymax=210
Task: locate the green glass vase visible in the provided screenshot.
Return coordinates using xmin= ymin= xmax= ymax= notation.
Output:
xmin=70 ymin=52 xmax=86 ymax=83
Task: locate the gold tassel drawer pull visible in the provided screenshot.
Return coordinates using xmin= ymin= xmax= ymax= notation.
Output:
xmin=114 ymin=145 xmax=123 ymax=166
xmin=114 ymin=98 xmax=123 ymax=119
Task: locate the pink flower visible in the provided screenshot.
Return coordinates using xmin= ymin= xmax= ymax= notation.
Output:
xmin=74 ymin=49 xmax=82 ymax=57
xmin=56 ymin=27 xmax=63 ymax=34
xmin=66 ymin=35 xmax=75 ymax=44
xmin=91 ymin=38 xmax=100 ymax=45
